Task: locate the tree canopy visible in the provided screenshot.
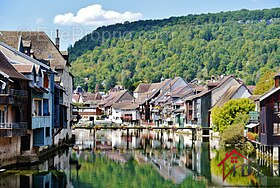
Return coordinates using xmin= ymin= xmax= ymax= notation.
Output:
xmin=211 ymin=98 xmax=255 ymax=132
xmin=69 ymin=8 xmax=280 ymax=91
xmin=253 ymin=68 xmax=276 ymax=95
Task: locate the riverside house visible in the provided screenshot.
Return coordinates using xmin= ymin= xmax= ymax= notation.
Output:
xmin=0 ymin=42 xmax=55 ymax=149
xmin=111 ymin=102 xmax=140 ymax=125
xmin=0 ymin=30 xmax=74 ymax=145
xmin=185 ymin=75 xmax=251 ymax=128
xmin=258 ymin=74 xmax=280 ymax=145
xmin=0 ymin=50 xmax=30 ymax=165
xmin=98 ymin=90 xmax=134 ymax=117
xmin=134 ymin=79 xmax=171 ymax=125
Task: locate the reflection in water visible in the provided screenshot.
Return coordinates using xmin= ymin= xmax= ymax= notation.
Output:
xmin=2 ymin=129 xmax=280 ymax=187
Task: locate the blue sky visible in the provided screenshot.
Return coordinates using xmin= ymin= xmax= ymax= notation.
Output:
xmin=1 ymin=0 xmax=280 ymax=50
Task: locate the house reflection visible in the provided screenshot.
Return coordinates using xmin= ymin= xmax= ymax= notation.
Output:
xmin=73 ymin=129 xmax=213 ymax=184
xmin=0 ymin=149 xmax=72 ymax=188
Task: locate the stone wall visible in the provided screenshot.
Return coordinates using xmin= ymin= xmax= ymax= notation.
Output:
xmin=0 ymin=136 xmax=21 ymax=166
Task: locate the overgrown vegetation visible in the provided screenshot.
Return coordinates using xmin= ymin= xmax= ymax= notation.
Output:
xmin=212 ymin=98 xmax=255 ymax=132
xmin=69 ymin=8 xmax=280 ymax=91
xmin=221 ymin=123 xmax=244 ymax=146
xmin=253 ymin=68 xmax=276 ymax=95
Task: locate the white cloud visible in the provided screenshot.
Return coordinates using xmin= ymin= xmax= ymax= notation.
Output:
xmin=54 ymin=4 xmax=143 ymax=26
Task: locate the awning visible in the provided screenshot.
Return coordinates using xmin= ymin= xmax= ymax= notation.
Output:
xmin=246 ymin=123 xmax=259 ymax=129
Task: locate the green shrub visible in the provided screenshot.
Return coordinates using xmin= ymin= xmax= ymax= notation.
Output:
xmin=221 ymin=123 xmax=244 ymax=146
xmin=212 ymin=98 xmax=255 ymax=132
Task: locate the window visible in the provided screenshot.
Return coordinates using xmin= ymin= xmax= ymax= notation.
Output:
xmin=274 ymin=102 xmax=280 ymax=113
xmin=33 ymin=100 xmax=42 ymax=116
xmin=43 ymin=73 xmax=49 ymax=88
xmin=46 ymin=127 xmax=50 ymax=137
xmin=273 ymin=123 xmax=280 ymax=135
xmin=0 ymin=109 xmax=5 ymax=124
xmin=43 ymin=99 xmax=49 ymax=116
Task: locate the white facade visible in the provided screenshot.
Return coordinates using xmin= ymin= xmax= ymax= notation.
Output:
xmin=232 ymin=85 xmax=251 ymax=99
xmin=111 ymin=107 xmax=140 ymax=124
xmin=211 ymin=77 xmax=240 ymax=107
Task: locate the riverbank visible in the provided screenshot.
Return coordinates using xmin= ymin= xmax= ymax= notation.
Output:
xmin=0 ymin=142 xmax=72 ymax=170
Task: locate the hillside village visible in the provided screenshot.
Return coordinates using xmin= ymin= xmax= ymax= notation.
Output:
xmin=72 ymin=75 xmax=254 ymax=128
xmin=2 ymin=6 xmax=280 ymax=187
xmin=1 ymin=28 xmax=280 ymax=180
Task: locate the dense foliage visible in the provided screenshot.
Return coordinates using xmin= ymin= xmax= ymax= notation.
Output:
xmin=70 ymin=8 xmax=280 ymax=91
xmin=220 ymin=123 xmax=244 ymax=146
xmin=211 ymin=98 xmax=255 ymax=132
xmin=253 ymin=68 xmax=276 ymax=95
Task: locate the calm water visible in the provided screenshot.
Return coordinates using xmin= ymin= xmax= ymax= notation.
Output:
xmin=1 ymin=129 xmax=280 ymax=187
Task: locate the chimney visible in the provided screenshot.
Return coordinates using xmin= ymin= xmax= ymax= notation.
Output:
xmin=55 ymin=29 xmax=60 ymax=49
xmin=30 ymin=49 xmax=34 ymax=58
xmin=275 ymin=74 xmax=280 ymax=88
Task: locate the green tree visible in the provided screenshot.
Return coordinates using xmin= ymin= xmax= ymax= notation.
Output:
xmin=254 ymin=69 xmax=276 ymax=95
xmin=69 ymin=8 xmax=280 ymax=91
xmin=211 ymin=98 xmax=255 ymax=132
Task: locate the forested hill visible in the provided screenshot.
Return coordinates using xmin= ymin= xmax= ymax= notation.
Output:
xmin=69 ymin=8 xmax=280 ymax=91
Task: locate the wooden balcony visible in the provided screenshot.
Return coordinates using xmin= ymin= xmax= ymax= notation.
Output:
xmin=0 ymin=122 xmax=28 ymax=137
xmin=32 ymin=116 xmax=51 ymax=129
xmin=0 ymin=89 xmax=28 ymax=105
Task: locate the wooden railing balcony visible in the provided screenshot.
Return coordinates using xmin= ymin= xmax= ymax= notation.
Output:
xmin=9 ymin=89 xmax=28 ymax=96
xmin=0 ymin=89 xmax=28 ymax=105
xmin=32 ymin=116 xmax=51 ymax=129
xmin=0 ymin=89 xmax=28 ymax=96
xmin=0 ymin=122 xmax=28 ymax=137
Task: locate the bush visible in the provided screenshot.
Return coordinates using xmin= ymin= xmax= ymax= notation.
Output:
xmin=221 ymin=123 xmax=244 ymax=146
xmin=242 ymin=141 xmax=255 ymax=156
xmin=212 ymin=98 xmax=255 ymax=132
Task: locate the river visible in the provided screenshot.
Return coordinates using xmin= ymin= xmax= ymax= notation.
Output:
xmin=1 ymin=129 xmax=280 ymax=187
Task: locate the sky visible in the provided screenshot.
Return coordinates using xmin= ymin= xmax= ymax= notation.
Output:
xmin=1 ymin=0 xmax=280 ymax=50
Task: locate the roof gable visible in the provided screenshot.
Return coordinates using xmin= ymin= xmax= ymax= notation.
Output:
xmin=0 ymin=31 xmax=67 ymax=69
xmin=260 ymin=87 xmax=280 ymax=101
xmin=0 ymin=50 xmax=28 ymax=80
xmin=0 ymin=42 xmax=52 ymax=71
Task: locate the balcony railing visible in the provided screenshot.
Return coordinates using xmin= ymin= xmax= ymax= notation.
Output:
xmin=0 ymin=89 xmax=28 ymax=96
xmin=0 ymin=122 xmax=28 ymax=137
xmin=32 ymin=116 xmax=51 ymax=129
xmin=0 ymin=122 xmax=28 ymax=129
xmin=0 ymin=89 xmax=28 ymax=105
xmin=9 ymin=89 xmax=28 ymax=96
